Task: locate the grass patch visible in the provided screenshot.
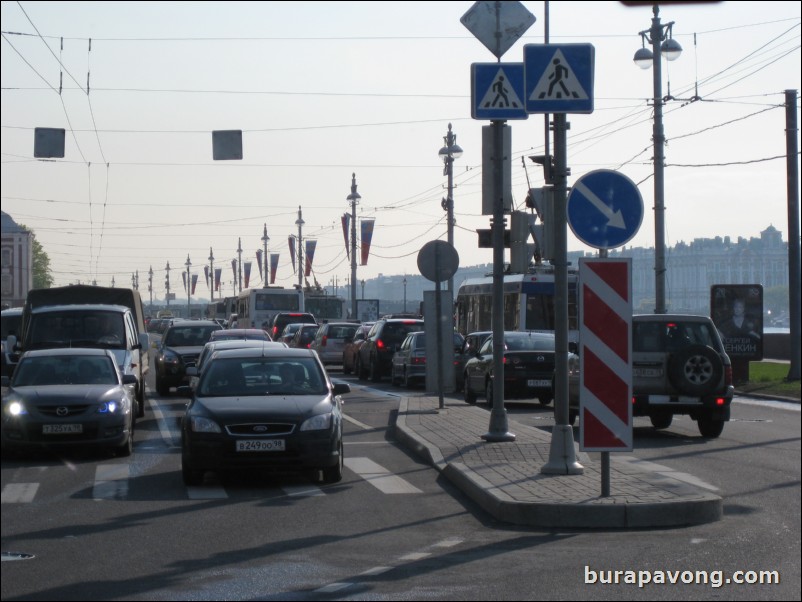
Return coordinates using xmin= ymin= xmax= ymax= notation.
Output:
xmin=736 ymin=361 xmax=801 ymax=400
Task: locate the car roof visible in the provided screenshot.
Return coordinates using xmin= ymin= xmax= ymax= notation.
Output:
xmin=20 ymin=347 xmax=114 ymax=358
xmin=211 ymin=328 xmax=270 ymax=337
xmin=167 ymin=320 xmax=220 ymax=327
xmin=633 ymin=314 xmax=712 ymax=322
xmin=213 ymin=347 xmax=318 ymax=360
xmin=30 ymin=304 xmax=130 ymax=314
xmin=1 ymin=307 xmax=23 ymax=316
xmin=205 ymin=339 xmax=283 ymax=351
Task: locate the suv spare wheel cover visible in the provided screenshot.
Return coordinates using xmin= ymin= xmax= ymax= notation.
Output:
xmin=668 ymin=345 xmax=723 ymax=396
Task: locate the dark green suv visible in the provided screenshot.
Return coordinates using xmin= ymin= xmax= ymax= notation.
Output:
xmin=356 ymin=318 xmax=424 ymax=382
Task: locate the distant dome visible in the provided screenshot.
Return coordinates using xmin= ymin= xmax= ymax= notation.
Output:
xmin=1 ymin=211 xmax=28 ymax=234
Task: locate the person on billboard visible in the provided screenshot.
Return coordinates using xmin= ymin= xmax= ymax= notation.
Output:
xmin=720 ymin=297 xmax=761 ymax=340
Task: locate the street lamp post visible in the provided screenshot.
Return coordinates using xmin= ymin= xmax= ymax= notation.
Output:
xmin=261 ymin=224 xmax=270 ymax=287
xmin=165 ymin=262 xmax=171 ymax=308
xmin=438 ymin=123 xmax=463 ymax=298
xmin=361 ymin=279 xmax=365 ymax=300
xmin=208 ymin=247 xmax=215 ymax=301
xmin=185 ymin=254 xmax=192 ymax=318
xmin=295 ymin=207 xmax=305 ymax=291
xmin=347 ymin=174 xmax=361 ymax=319
xmin=236 ymin=238 xmax=243 ymax=294
xmin=403 ymin=277 xmax=407 ymax=313
xmin=634 ymin=3 xmax=682 ymax=315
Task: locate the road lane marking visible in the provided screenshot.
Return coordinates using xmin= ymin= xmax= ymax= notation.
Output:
xmin=93 ymin=464 xmax=130 ymax=500
xmin=1 ymin=483 xmax=39 ymax=503
xmin=344 ymin=457 xmax=422 ymax=494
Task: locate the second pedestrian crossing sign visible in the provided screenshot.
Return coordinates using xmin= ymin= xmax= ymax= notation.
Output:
xmin=524 ymin=44 xmax=595 ymax=114
xmin=471 ymin=63 xmax=528 ymax=120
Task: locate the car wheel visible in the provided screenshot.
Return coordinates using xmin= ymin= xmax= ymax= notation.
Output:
xmin=650 ymin=411 xmax=673 ymax=430
xmin=114 ymin=417 xmax=134 ymax=457
xmin=369 ymin=358 xmax=382 ymax=382
xmin=320 ymin=440 xmax=343 ymax=484
xmin=485 ymin=379 xmax=494 ymax=407
xmin=464 ymin=380 xmax=477 ymax=405
xmin=356 ymin=355 xmax=367 ymax=381
xmin=342 ymin=355 xmax=352 ymax=375
xmin=538 ymin=395 xmax=553 ymax=406
xmin=698 ymin=415 xmax=725 ymax=438
xmin=668 ymin=345 xmax=723 ymax=396
xmin=181 ymin=453 xmax=204 ymax=486
xmin=136 ymin=384 xmax=146 ymax=417
xmin=156 ymin=376 xmax=170 ymax=396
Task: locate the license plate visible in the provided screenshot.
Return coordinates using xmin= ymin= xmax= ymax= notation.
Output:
xmin=634 ymin=367 xmax=663 ymax=377
xmin=43 ymin=424 xmax=83 ymax=434
xmin=236 ymin=439 xmax=285 ymax=452
xmin=527 ymin=379 xmax=551 ymax=387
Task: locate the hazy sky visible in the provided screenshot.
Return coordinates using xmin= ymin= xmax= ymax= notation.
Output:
xmin=2 ymin=1 xmax=800 ymax=298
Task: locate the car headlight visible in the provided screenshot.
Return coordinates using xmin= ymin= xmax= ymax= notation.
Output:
xmin=190 ymin=416 xmax=222 ymax=433
xmin=6 ymin=400 xmax=27 ymax=416
xmin=300 ymin=413 xmax=332 ymax=431
xmin=160 ymin=350 xmax=179 ymax=363
xmin=97 ymin=399 xmax=127 ymax=414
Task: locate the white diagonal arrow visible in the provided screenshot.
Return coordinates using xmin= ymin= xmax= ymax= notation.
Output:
xmin=574 ymin=180 xmax=626 ymax=229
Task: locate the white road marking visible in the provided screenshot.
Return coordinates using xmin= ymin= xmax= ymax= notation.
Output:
xmin=344 ymin=457 xmax=422 ymax=494
xmin=1 ymin=483 xmax=39 ymax=503
xmin=93 ymin=464 xmax=130 ymax=500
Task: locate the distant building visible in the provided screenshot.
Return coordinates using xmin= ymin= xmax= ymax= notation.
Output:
xmin=1 ymin=211 xmax=33 ymax=309
xmin=337 ymin=225 xmax=790 ymax=318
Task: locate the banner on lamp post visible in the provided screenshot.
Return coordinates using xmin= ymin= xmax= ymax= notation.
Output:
xmin=244 ymin=262 xmax=252 ymax=289
xmin=204 ymin=266 xmax=210 ymax=289
xmin=361 ymin=219 xmax=375 ymax=266
xmin=255 ymin=250 xmax=263 ymax=280
xmin=270 ymin=254 xmax=279 ymax=284
xmin=288 ymin=237 xmax=296 ymax=273
xmin=191 ymin=274 xmax=198 ymax=295
xmin=304 ymin=240 xmax=317 ymax=277
xmin=214 ymin=268 xmax=222 ymax=292
xmin=341 ymin=213 xmax=350 ymax=258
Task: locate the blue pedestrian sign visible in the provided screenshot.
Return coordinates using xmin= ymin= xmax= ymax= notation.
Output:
xmin=567 ymin=170 xmax=643 ymax=249
xmin=524 ymin=44 xmax=594 ymax=114
xmin=472 ymin=63 xmax=528 ymax=120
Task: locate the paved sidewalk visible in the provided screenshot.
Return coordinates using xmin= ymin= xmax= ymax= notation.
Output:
xmin=394 ymin=393 xmax=722 ymax=529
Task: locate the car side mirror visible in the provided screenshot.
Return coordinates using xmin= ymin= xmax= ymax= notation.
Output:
xmin=333 ymin=382 xmax=351 ymax=396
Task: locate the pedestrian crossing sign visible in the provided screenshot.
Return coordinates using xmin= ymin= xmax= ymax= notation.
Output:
xmin=471 ymin=63 xmax=528 ymax=120
xmin=524 ymin=44 xmax=595 ymax=114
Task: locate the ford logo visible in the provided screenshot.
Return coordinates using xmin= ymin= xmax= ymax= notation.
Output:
xmin=537 ymin=355 xmax=545 ymax=362
xmin=253 ymin=425 xmax=268 ymax=432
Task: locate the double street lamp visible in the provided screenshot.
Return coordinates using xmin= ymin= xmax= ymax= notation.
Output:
xmin=634 ymin=3 xmax=682 ymax=314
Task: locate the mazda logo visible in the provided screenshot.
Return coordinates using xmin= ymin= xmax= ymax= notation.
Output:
xmin=56 ymin=407 xmax=69 ymax=416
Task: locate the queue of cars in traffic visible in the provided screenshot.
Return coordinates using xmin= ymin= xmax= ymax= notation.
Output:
xmin=2 ymin=293 xmax=735 ymax=469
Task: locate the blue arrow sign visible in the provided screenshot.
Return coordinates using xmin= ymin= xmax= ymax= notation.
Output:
xmin=472 ymin=63 xmax=528 ymax=120
xmin=567 ymin=170 xmax=643 ymax=249
xmin=524 ymin=44 xmax=594 ymax=114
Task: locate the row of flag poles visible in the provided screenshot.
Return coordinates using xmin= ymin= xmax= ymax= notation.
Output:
xmin=186 ymin=218 xmax=376 ymax=292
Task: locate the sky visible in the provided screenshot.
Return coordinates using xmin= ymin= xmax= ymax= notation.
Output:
xmin=1 ymin=0 xmax=800 ymax=300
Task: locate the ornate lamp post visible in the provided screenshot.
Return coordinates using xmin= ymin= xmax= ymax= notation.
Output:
xmin=634 ymin=3 xmax=682 ymax=314
xmin=438 ymin=123 xmax=463 ymax=297
xmin=185 ymin=254 xmax=192 ymax=317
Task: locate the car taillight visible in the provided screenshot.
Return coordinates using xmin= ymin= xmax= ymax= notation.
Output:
xmin=377 ymin=340 xmax=385 ymax=350
xmin=715 ymin=397 xmax=726 ymax=406
xmin=412 ymin=357 xmax=426 ymax=365
xmin=322 ymin=335 xmax=328 ymax=347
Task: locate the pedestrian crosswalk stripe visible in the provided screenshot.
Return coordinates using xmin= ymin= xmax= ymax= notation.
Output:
xmin=1 ymin=483 xmax=39 ymax=503
xmin=344 ymin=457 xmax=422 ymax=494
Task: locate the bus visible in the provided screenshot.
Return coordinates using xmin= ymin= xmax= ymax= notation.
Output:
xmin=454 ymin=267 xmax=579 ymax=339
xmin=235 ymin=287 xmax=304 ymax=330
xmin=305 ymin=295 xmax=347 ymax=321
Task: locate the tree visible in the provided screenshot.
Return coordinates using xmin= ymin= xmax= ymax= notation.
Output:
xmin=19 ymin=223 xmax=53 ymax=289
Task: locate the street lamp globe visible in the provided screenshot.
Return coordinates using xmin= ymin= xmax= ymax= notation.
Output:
xmin=660 ymin=37 xmax=683 ymax=61
xmin=633 ymin=46 xmax=653 ymax=69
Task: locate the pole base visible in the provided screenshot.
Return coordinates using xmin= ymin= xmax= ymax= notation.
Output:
xmin=482 ymin=408 xmax=516 ymax=442
xmin=541 ymin=425 xmax=584 ymax=475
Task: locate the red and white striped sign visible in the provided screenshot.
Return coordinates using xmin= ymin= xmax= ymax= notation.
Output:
xmin=579 ymin=258 xmax=633 ymax=451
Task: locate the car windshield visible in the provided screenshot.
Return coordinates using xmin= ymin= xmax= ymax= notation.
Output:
xmin=165 ymin=326 xmax=219 ymax=347
xmin=198 ymin=357 xmax=328 ymax=397
xmin=28 ymin=311 xmax=126 ymax=349
xmin=13 ymin=355 xmax=118 ymax=387
xmin=634 ymin=320 xmax=721 ymax=352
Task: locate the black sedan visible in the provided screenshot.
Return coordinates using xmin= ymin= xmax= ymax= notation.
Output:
xmin=462 ymin=331 xmax=557 ymax=406
xmin=179 ymin=347 xmax=350 ymax=486
xmin=155 ymin=320 xmax=222 ymax=395
xmin=1 ymin=348 xmax=137 ymax=456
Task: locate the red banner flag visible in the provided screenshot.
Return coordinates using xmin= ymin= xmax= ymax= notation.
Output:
xmin=270 ymin=253 xmax=279 ymax=284
xmin=288 ymin=237 xmax=296 ymax=273
xmin=304 ymin=240 xmax=317 ymax=277
xmin=214 ymin=268 xmax=222 ymax=292
xmin=191 ymin=274 xmax=198 ymax=295
xmin=361 ymin=219 xmax=375 ymax=266
xmin=244 ymin=262 xmax=252 ymax=289
xmin=182 ymin=271 xmax=187 ymax=291
xmin=231 ymin=259 xmax=237 ymax=281
xmin=255 ymin=250 xmax=263 ymax=280
xmin=203 ymin=265 xmax=210 ymax=289
xmin=342 ymin=213 xmax=350 ymax=258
